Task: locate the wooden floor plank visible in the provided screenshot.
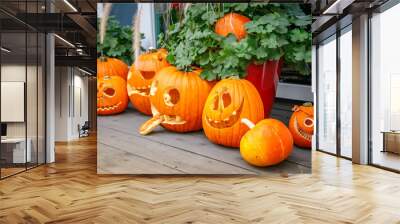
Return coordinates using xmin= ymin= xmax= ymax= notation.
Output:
xmin=0 ymin=135 xmax=400 ymax=223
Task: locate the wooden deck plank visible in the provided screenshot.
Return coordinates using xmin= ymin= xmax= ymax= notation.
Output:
xmin=98 ymin=105 xmax=311 ymax=174
xmin=98 ymin=144 xmax=184 ymax=174
xmin=98 ymin=126 xmax=258 ymax=174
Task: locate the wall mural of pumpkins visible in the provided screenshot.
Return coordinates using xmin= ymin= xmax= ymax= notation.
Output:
xmin=97 ymin=3 xmax=312 ymax=174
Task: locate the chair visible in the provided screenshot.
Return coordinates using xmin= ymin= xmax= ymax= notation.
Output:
xmin=78 ymin=121 xmax=90 ymax=138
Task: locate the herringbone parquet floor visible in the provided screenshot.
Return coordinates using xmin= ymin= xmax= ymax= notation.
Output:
xmin=0 ymin=135 xmax=400 ymax=224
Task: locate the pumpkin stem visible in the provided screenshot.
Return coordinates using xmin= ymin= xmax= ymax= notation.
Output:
xmin=241 ymin=118 xmax=255 ymax=129
xmin=303 ymin=102 xmax=313 ymax=107
xmin=99 ymin=55 xmax=108 ymax=62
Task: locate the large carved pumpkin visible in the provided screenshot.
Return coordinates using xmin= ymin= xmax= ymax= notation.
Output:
xmin=289 ymin=103 xmax=314 ymax=148
xmin=240 ymin=118 xmax=293 ymax=166
xmin=215 ymin=13 xmax=251 ymax=41
xmin=202 ymin=79 xmax=264 ymax=148
xmin=97 ymin=56 xmax=129 ymax=80
xmin=127 ymin=49 xmax=170 ymax=115
xmin=139 ymin=66 xmax=214 ymax=134
xmin=97 ymin=76 xmax=128 ymax=115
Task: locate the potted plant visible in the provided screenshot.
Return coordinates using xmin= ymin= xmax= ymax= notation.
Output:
xmin=158 ymin=3 xmax=311 ymax=117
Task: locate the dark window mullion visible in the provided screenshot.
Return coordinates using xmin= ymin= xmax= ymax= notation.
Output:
xmin=25 ymin=0 xmax=28 ymax=171
xmin=336 ymin=24 xmax=341 ymax=157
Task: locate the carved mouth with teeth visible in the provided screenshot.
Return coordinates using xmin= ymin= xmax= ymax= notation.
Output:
xmin=127 ymin=84 xmax=151 ymax=97
xmin=151 ymin=104 xmax=186 ymax=125
xmin=205 ymin=101 xmax=244 ymax=129
xmin=97 ymin=101 xmax=123 ymax=112
xmin=139 ymin=104 xmax=187 ymax=135
xmin=293 ymin=117 xmax=312 ymax=141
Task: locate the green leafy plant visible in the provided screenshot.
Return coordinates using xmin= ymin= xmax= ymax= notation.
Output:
xmin=158 ymin=3 xmax=311 ymax=80
xmin=97 ymin=16 xmax=144 ymax=65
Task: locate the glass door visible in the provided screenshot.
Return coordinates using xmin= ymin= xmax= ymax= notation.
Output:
xmin=339 ymin=26 xmax=352 ymax=159
xmin=317 ymin=35 xmax=337 ymax=154
xmin=370 ymin=3 xmax=400 ymax=172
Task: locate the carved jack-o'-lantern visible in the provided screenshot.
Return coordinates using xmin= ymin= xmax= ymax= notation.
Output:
xmin=127 ymin=49 xmax=170 ymax=115
xmin=139 ymin=66 xmax=214 ymax=134
xmin=97 ymin=76 xmax=128 ymax=115
xmin=289 ymin=102 xmax=314 ymax=148
xmin=97 ymin=56 xmax=129 ymax=80
xmin=202 ymin=79 xmax=264 ymax=148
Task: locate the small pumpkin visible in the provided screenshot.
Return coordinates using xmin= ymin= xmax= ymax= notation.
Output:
xmin=139 ymin=66 xmax=214 ymax=134
xmin=215 ymin=13 xmax=251 ymax=41
xmin=240 ymin=118 xmax=293 ymax=167
xmin=289 ymin=102 xmax=314 ymax=148
xmin=127 ymin=49 xmax=170 ymax=115
xmin=202 ymin=79 xmax=264 ymax=148
xmin=97 ymin=76 xmax=128 ymax=115
xmin=97 ymin=56 xmax=129 ymax=80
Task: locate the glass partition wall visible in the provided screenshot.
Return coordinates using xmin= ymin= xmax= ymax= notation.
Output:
xmin=0 ymin=2 xmax=46 ymax=179
xmin=316 ymin=25 xmax=353 ymax=159
xmin=370 ymin=3 xmax=400 ymax=172
xmin=317 ymin=35 xmax=337 ymax=155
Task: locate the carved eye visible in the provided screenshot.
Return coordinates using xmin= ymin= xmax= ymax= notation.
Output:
xmin=304 ymin=117 xmax=314 ymax=127
xmin=164 ymin=88 xmax=180 ymax=106
xmin=103 ymin=87 xmax=115 ymax=97
xmin=222 ymin=92 xmax=231 ymax=108
xmin=213 ymin=95 xmax=219 ymax=110
xmin=212 ymin=90 xmax=231 ymax=111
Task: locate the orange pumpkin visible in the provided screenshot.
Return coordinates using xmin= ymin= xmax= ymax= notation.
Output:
xmin=97 ymin=76 xmax=128 ymax=115
xmin=139 ymin=66 xmax=214 ymax=134
xmin=240 ymin=118 xmax=293 ymax=166
xmin=127 ymin=49 xmax=170 ymax=115
xmin=97 ymin=56 xmax=129 ymax=80
xmin=289 ymin=102 xmax=314 ymax=148
xmin=215 ymin=13 xmax=251 ymax=41
xmin=202 ymin=79 xmax=264 ymax=148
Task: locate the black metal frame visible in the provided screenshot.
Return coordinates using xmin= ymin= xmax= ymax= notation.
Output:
xmin=0 ymin=0 xmax=47 ymax=180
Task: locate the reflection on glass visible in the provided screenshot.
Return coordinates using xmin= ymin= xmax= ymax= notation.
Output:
xmin=371 ymin=4 xmax=400 ymax=171
xmin=340 ymin=28 xmax=352 ymax=158
xmin=1 ymin=31 xmax=27 ymax=177
xmin=317 ymin=35 xmax=337 ymax=154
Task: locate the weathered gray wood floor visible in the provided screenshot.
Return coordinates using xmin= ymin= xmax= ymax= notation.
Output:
xmin=98 ymin=100 xmax=311 ymax=175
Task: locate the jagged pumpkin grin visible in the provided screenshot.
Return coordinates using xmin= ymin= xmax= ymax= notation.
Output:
xmin=151 ymin=103 xmax=187 ymax=125
xmin=127 ymin=71 xmax=156 ymax=97
xmin=293 ymin=116 xmax=313 ymax=141
xmin=97 ymin=101 xmax=123 ymax=112
xmin=205 ymin=100 xmax=243 ymax=129
xmin=127 ymin=83 xmax=151 ymax=97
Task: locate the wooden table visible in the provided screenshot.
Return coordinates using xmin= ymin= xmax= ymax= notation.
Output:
xmin=381 ymin=131 xmax=400 ymax=154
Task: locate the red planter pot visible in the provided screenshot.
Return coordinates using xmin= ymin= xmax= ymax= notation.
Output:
xmin=246 ymin=59 xmax=283 ymax=117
